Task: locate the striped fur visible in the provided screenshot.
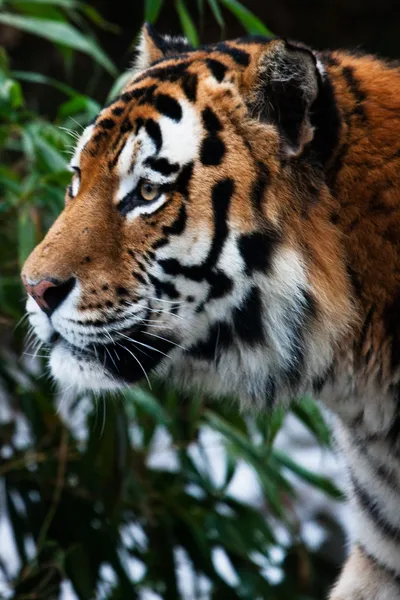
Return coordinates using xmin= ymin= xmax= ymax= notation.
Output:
xmin=22 ymin=24 xmax=400 ymax=598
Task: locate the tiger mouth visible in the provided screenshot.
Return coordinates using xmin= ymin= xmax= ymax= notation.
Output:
xmin=49 ymin=325 xmax=178 ymax=385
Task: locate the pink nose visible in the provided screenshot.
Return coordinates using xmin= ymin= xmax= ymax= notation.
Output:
xmin=21 ymin=275 xmax=75 ymax=315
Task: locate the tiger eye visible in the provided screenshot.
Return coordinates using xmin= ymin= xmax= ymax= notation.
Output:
xmin=140 ymin=181 xmax=159 ymax=201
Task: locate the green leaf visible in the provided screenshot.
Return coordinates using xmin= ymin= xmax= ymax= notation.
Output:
xmin=18 ymin=205 xmax=36 ymax=265
xmin=57 ymin=95 xmax=100 ymax=120
xmin=175 ymin=0 xmax=199 ymax=47
xmin=80 ymin=4 xmax=121 ymax=33
xmin=0 ymin=13 xmax=117 ymax=75
xmin=144 ymin=0 xmax=163 ymax=23
xmin=219 ymin=0 xmax=273 ymax=36
xmin=7 ymin=0 xmax=78 ymax=7
xmin=0 ymin=77 xmax=23 ymax=108
xmin=292 ymin=397 xmax=332 ymax=447
xmin=107 ymin=70 xmax=133 ymax=102
xmin=207 ymin=0 xmax=224 ymax=28
xmin=32 ymin=133 xmax=68 ymax=172
xmin=273 ymin=449 xmax=344 ymax=499
xmin=12 ymin=69 xmax=84 ymax=97
xmin=124 ymin=387 xmax=171 ymax=428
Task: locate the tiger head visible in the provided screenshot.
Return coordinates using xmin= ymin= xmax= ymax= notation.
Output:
xmin=22 ymin=24 xmax=353 ymax=406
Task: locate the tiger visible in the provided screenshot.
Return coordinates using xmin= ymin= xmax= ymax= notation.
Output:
xmin=21 ymin=22 xmax=400 ymax=599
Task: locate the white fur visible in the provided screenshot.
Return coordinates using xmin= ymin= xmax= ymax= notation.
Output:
xmin=70 ymin=124 xmax=94 ymax=171
xmin=49 ymin=342 xmax=122 ymax=393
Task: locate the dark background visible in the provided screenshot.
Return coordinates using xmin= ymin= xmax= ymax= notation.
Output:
xmin=3 ymin=0 xmax=400 ymax=114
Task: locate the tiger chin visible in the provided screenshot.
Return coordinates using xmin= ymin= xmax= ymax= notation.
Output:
xmin=22 ymin=23 xmax=400 ymax=599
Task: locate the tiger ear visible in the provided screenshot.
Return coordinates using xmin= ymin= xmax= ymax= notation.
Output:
xmin=247 ymin=39 xmax=321 ymax=158
xmin=134 ymin=22 xmax=193 ymax=72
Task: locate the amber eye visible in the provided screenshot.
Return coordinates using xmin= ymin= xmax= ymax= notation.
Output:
xmin=140 ymin=181 xmax=160 ymax=202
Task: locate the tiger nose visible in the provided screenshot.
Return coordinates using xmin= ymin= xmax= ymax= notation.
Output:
xmin=22 ymin=275 xmax=76 ymax=316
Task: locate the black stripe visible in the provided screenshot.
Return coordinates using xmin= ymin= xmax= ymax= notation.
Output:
xmin=97 ymin=118 xmax=115 ymax=130
xmin=108 ymin=142 xmax=125 ymax=169
xmin=91 ymin=131 xmax=107 ymax=146
xmin=233 ymin=286 xmax=264 ymax=345
xmin=202 ymin=107 xmax=223 ymax=134
xmin=206 ymin=270 xmax=233 ymax=300
xmin=145 ymin=157 xmax=179 ymax=176
xmin=284 ymin=290 xmax=317 ymax=389
xmin=162 ymin=204 xmax=187 ymax=237
xmin=119 ymin=117 xmax=133 ymax=135
xmin=155 ymin=94 xmax=182 ymax=121
xmin=342 ymin=65 xmax=367 ymax=120
xmin=308 ymin=64 xmax=342 ymax=168
xmin=200 ymin=136 xmax=225 ymax=166
xmin=175 ymin=162 xmax=193 ymax=197
xmin=251 ymin=162 xmax=270 ymax=212
xmin=137 ymin=85 xmax=158 ymax=106
xmin=181 ymin=72 xmax=198 ymax=102
xmin=148 ymin=274 xmax=180 ymax=299
xmin=111 ymin=105 xmax=124 ymax=116
xmin=206 ymin=58 xmax=228 ymax=82
xmin=354 ymin=438 xmax=399 ymax=492
xmin=134 ymin=61 xmax=190 ymax=85
xmin=214 ymin=43 xmax=250 ymax=66
xmin=134 ymin=272 xmax=147 ymax=286
xmin=188 ymin=322 xmax=233 ymax=361
xmin=358 ymin=544 xmax=400 ymax=586
xmin=238 ymin=229 xmax=281 ymax=275
xmin=145 ymin=119 xmax=162 ymax=153
xmin=206 ymin=178 xmax=234 ymax=267
xmin=159 ymin=178 xmax=234 ymax=281
xmin=352 ymin=475 xmax=400 ymax=539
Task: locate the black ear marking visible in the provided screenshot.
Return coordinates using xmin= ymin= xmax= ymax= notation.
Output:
xmin=249 ymin=40 xmax=320 ymax=157
xmin=144 ymin=22 xmax=193 ymax=56
xmin=134 ymin=23 xmax=193 ymax=72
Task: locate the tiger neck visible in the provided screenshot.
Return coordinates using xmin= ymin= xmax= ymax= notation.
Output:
xmin=322 ymin=51 xmax=400 ymax=380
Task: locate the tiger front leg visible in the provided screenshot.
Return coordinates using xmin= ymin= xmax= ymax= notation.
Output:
xmin=329 ymin=546 xmax=400 ymax=600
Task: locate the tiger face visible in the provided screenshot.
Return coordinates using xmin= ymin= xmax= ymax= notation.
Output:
xmin=22 ymin=24 xmax=352 ymax=405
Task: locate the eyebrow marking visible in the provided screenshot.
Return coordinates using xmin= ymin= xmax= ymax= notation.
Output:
xmin=155 ymin=94 xmax=182 ymax=121
xmin=98 ymin=118 xmax=116 ymax=130
xmin=144 ymin=119 xmax=162 ymax=153
xmin=145 ymin=156 xmax=180 ymax=176
xmin=206 ymin=58 xmax=228 ymax=82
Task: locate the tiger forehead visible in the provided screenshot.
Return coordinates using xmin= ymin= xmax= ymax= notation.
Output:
xmin=80 ymin=78 xmax=221 ymax=163
xmin=77 ymin=39 xmax=269 ymax=165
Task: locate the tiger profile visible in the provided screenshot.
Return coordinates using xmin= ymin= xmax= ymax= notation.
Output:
xmin=22 ymin=23 xmax=400 ymax=599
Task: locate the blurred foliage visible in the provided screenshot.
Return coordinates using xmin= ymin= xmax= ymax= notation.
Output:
xmin=0 ymin=1 xmax=342 ymax=599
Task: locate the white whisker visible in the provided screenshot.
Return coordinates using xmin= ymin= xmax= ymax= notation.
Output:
xmin=104 ymin=345 xmax=119 ymax=372
xmin=146 ymin=295 xmax=187 ymax=306
xmin=58 ymin=126 xmax=81 ymax=139
xmin=115 ymin=341 xmax=152 ymax=389
xmin=14 ymin=312 xmax=30 ymax=332
xmin=69 ymin=116 xmax=85 ymax=131
xmin=145 ymin=331 xmax=186 ymax=351
xmin=117 ymin=332 xmax=171 ymax=360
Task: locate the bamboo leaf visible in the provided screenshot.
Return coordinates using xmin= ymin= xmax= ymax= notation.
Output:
xmin=207 ymin=0 xmax=224 ymax=28
xmin=175 ymin=0 xmax=199 ymax=47
xmin=219 ymin=0 xmax=273 ymax=36
xmin=0 ymin=13 xmax=117 ymax=75
xmin=273 ymin=449 xmax=344 ymax=499
xmin=144 ymin=0 xmax=163 ymax=23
